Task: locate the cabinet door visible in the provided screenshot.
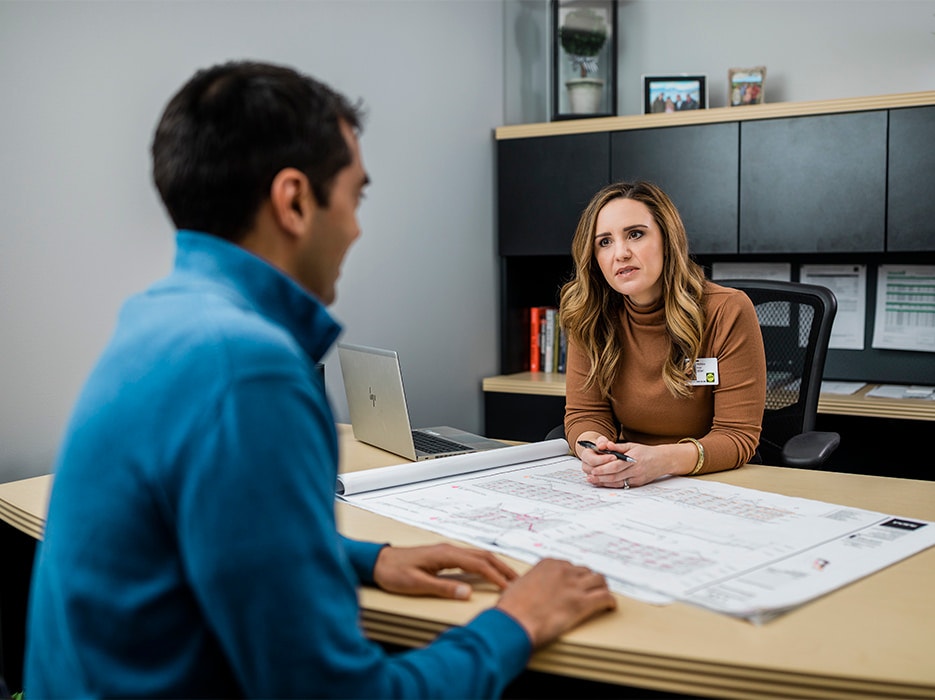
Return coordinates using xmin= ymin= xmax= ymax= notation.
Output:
xmin=498 ymin=132 xmax=609 ymax=256
xmin=611 ymin=123 xmax=739 ymax=255
xmin=740 ymin=112 xmax=887 ymax=253
xmin=888 ymin=106 xmax=935 ymax=252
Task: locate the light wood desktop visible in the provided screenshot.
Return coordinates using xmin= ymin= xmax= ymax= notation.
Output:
xmin=483 ymin=372 xmax=935 ymax=422
xmin=2 ymin=424 xmax=934 ymax=699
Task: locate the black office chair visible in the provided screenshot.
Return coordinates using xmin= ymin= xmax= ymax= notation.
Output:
xmin=546 ymin=280 xmax=840 ymax=469
xmin=719 ymin=279 xmax=840 ymax=469
xmin=544 ymin=424 xmax=565 ymax=442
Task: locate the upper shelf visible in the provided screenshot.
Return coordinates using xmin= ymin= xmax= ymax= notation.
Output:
xmin=495 ymin=90 xmax=935 ymax=140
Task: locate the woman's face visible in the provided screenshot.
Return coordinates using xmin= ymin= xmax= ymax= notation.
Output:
xmin=593 ymin=197 xmax=664 ymax=307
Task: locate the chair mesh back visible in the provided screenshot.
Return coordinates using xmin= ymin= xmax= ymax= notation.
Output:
xmin=757 ymin=300 xmax=814 ymax=411
xmin=718 ymin=281 xmax=836 ymax=466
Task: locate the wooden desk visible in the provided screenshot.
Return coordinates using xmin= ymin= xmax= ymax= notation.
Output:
xmin=0 ymin=425 xmax=390 ymax=541
xmin=817 ymin=383 xmax=935 ymax=422
xmin=482 ymin=372 xmax=935 ymax=422
xmin=3 ymin=424 xmax=935 ymax=699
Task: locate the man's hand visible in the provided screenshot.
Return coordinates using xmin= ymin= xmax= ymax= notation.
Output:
xmin=373 ymin=543 xmax=518 ymax=600
xmin=496 ymin=558 xmax=616 ymax=648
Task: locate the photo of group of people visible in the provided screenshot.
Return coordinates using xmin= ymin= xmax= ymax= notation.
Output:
xmin=642 ymin=76 xmax=706 ymax=114
xmin=642 ymin=68 xmax=769 ymax=114
xmin=729 ymin=66 xmax=767 ymax=106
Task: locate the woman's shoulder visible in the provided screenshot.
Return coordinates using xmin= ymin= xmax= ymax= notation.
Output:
xmin=702 ymin=279 xmax=749 ymax=303
xmin=701 ymin=280 xmax=758 ymax=319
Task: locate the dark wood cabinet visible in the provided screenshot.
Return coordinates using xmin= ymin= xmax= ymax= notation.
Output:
xmin=887 ymin=105 xmax=935 ymax=252
xmin=497 ymin=132 xmax=609 ymax=256
xmin=611 ymin=122 xmax=739 ymax=255
xmin=739 ymin=111 xmax=887 ymax=253
xmin=499 ymin=256 xmax=574 ymax=373
xmin=489 ymin=94 xmax=935 ymax=442
xmin=484 ymin=391 xmax=566 ymax=443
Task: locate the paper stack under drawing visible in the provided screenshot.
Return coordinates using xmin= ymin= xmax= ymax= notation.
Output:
xmin=338 ymin=441 xmax=935 ymax=624
xmin=867 ymin=384 xmax=935 ymax=400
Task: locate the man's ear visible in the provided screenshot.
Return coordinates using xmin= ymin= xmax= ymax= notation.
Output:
xmin=269 ymin=168 xmax=313 ymax=238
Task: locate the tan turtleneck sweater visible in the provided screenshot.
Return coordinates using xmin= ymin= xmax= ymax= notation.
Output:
xmin=564 ymin=281 xmax=766 ymax=474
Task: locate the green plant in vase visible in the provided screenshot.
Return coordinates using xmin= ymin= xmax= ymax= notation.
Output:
xmin=559 ymin=8 xmax=608 ymax=114
xmin=560 ymin=8 xmax=607 ymax=77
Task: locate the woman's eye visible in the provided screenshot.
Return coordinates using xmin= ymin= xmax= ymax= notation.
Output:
xmin=596 ymin=237 xmax=612 ymax=247
xmin=628 ymin=230 xmax=644 ymax=240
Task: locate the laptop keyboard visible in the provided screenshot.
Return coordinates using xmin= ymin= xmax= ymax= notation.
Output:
xmin=412 ymin=431 xmax=471 ymax=455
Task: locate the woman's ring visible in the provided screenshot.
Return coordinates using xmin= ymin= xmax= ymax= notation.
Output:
xmin=624 ymin=478 xmax=630 ymax=490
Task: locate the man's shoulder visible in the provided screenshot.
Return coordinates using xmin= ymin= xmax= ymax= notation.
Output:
xmin=123 ymin=281 xmax=307 ymax=379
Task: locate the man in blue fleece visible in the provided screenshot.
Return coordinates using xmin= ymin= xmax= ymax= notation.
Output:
xmin=25 ymin=61 xmax=615 ymax=698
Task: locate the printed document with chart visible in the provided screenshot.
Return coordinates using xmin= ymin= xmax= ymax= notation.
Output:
xmin=872 ymin=265 xmax=935 ymax=352
xmin=338 ymin=442 xmax=935 ymax=623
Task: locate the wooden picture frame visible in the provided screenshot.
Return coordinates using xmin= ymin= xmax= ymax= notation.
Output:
xmin=728 ymin=66 xmax=767 ymax=106
xmin=642 ymin=75 xmax=707 ymax=114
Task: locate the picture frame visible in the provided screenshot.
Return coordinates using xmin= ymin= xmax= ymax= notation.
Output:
xmin=642 ymin=75 xmax=707 ymax=114
xmin=728 ymin=66 xmax=767 ymax=106
xmin=552 ymin=0 xmax=618 ymax=120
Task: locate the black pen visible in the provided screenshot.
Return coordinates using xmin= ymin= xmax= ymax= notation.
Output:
xmin=577 ymin=440 xmax=637 ymax=463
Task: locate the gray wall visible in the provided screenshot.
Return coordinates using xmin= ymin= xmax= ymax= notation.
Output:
xmin=0 ymin=0 xmax=504 ymax=482
xmin=505 ymin=0 xmax=935 ymax=123
xmin=3 ymin=0 xmax=934 ymax=482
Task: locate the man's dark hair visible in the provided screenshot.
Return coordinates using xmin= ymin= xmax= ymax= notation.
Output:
xmin=152 ymin=61 xmax=364 ymax=242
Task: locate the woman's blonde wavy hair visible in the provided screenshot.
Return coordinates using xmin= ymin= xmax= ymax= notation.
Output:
xmin=559 ymin=181 xmax=707 ymax=399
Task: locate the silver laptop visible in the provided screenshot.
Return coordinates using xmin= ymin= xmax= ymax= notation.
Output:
xmin=337 ymin=343 xmax=506 ymax=461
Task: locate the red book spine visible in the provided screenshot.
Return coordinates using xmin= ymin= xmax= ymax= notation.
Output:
xmin=529 ymin=306 xmax=541 ymax=372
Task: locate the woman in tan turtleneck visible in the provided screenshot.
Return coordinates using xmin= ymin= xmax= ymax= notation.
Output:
xmin=561 ymin=181 xmax=766 ymax=489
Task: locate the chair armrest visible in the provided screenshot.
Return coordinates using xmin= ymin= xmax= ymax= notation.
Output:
xmin=782 ymin=431 xmax=841 ymax=469
xmin=544 ymin=424 xmax=566 ymax=441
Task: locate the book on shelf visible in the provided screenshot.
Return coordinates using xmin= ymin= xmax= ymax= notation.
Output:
xmin=526 ymin=306 xmax=565 ymax=374
xmin=528 ymin=306 xmax=542 ymax=372
xmin=543 ymin=307 xmax=555 ymax=373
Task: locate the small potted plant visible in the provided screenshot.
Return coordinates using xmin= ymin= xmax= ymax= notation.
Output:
xmin=559 ymin=7 xmax=608 ymax=114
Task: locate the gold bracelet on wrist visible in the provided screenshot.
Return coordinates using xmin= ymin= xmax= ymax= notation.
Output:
xmin=678 ymin=437 xmax=705 ymax=475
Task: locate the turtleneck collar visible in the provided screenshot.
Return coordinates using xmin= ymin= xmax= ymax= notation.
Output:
xmin=171 ymin=230 xmax=342 ymax=363
xmin=621 ymin=293 xmax=666 ymax=326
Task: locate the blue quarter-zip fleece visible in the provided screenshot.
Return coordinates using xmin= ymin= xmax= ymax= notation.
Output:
xmin=25 ymin=230 xmax=530 ymax=698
